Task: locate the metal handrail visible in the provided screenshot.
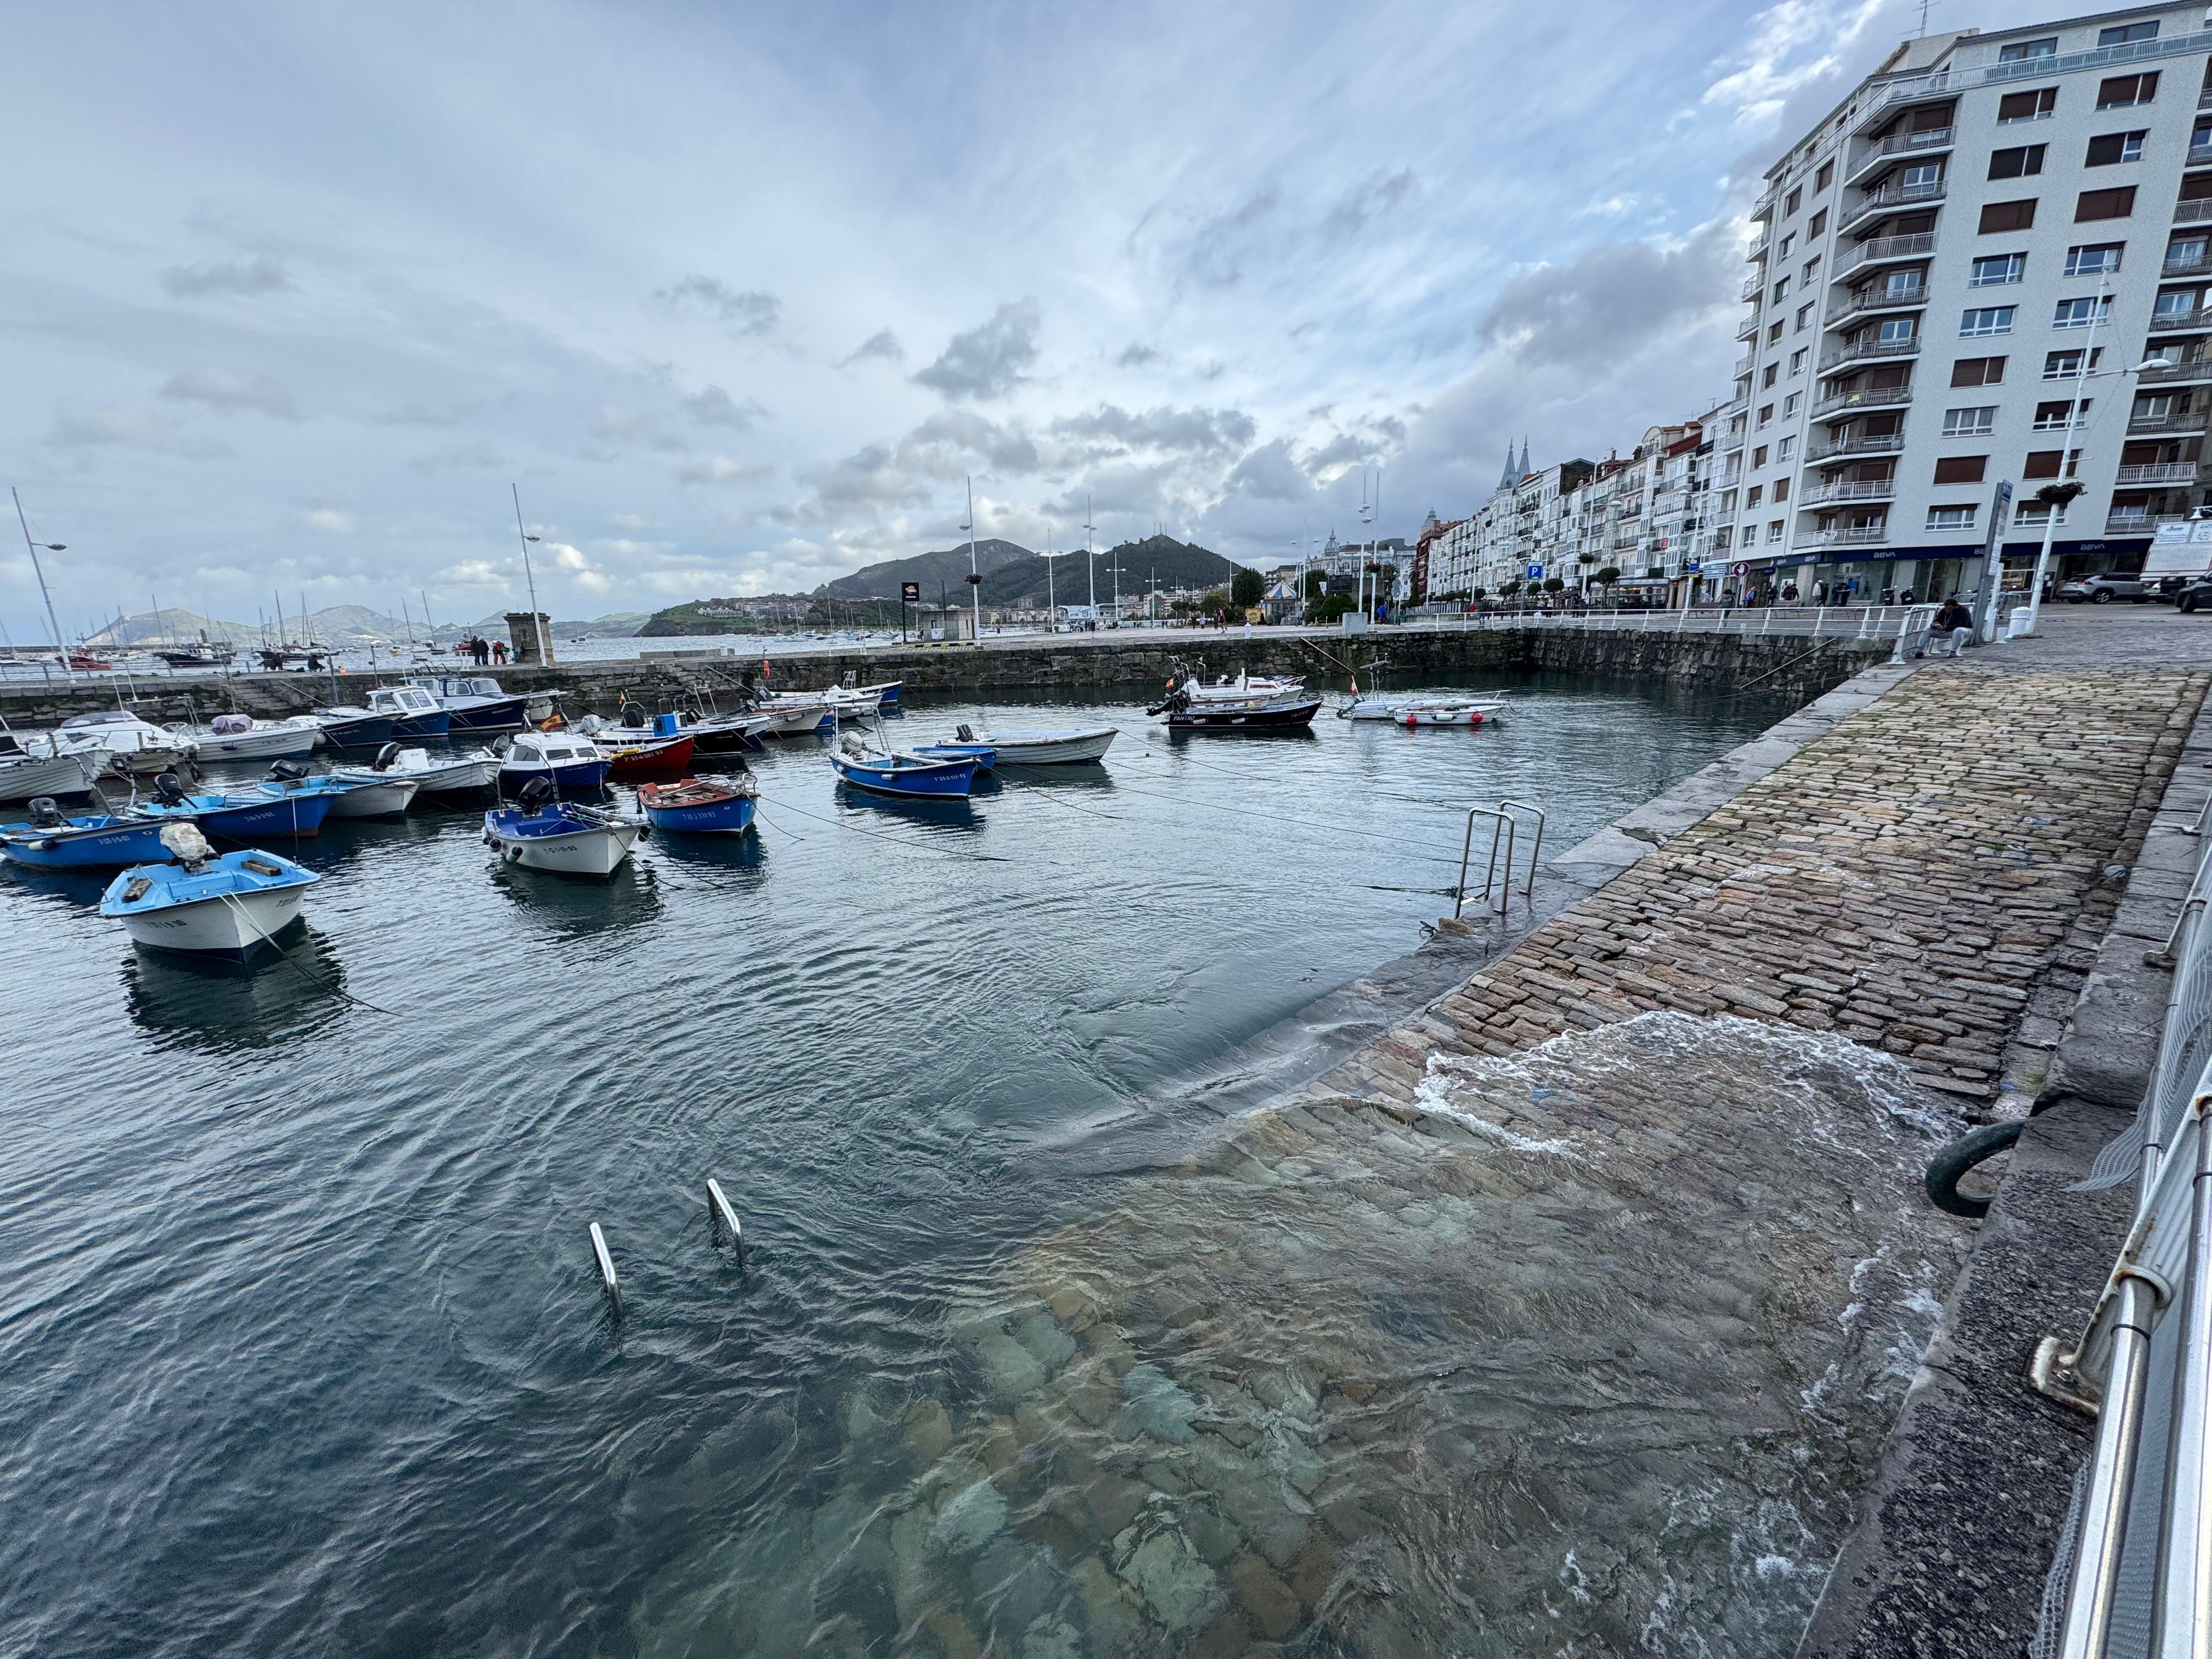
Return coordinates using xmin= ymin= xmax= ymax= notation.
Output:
xmin=1453 ymin=800 xmax=1545 ymax=920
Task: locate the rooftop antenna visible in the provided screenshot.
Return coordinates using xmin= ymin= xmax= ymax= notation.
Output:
xmin=1912 ymin=0 xmax=1937 ymax=37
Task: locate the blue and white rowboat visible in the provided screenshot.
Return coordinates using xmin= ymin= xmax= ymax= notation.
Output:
xmin=484 ymin=796 xmax=641 ymax=876
xmin=100 ymin=832 xmax=318 ymax=959
xmin=2 ymin=807 xmax=174 ymax=870
xmin=128 ymin=778 xmax=340 ymax=839
xmin=828 ymin=744 xmax=978 ymax=799
xmin=636 ymin=776 xmax=758 ymax=834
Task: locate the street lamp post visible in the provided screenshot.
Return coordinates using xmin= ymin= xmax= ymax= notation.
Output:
xmin=12 ymin=488 xmax=72 ymax=682
xmin=961 ymin=476 xmax=982 ymax=644
xmin=510 ymin=483 xmax=553 ymax=665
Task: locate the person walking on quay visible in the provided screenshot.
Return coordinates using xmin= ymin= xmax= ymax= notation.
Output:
xmin=492 ymin=639 xmax=507 ymax=664
xmin=472 ymin=635 xmax=490 ymax=667
xmin=1934 ymin=596 xmax=1973 ymax=657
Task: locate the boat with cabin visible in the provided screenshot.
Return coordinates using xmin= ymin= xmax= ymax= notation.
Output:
xmin=407 ymin=675 xmax=538 ymax=732
xmin=496 ymin=731 xmax=613 ymax=793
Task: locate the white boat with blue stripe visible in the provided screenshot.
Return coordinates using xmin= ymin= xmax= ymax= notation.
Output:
xmin=99 ymin=824 xmax=318 ymax=958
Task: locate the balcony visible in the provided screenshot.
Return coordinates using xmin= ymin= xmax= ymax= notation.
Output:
xmin=1826 ymin=283 xmax=1928 ymax=323
xmin=2164 ymin=250 xmax=2212 ymax=276
xmin=2116 ymin=461 xmax=2200 ymax=485
xmin=1798 ymin=524 xmax=1894 ymax=548
xmin=1740 ymin=272 xmax=1766 ymax=302
xmin=1748 ymin=235 xmax=1770 ymax=263
xmin=1850 ymin=72 xmax=1956 ymax=138
xmin=1836 ymin=233 xmax=1937 ymax=279
xmin=2129 ymin=410 xmax=2212 ymax=435
xmin=2180 ymin=200 xmax=2212 ymax=226
xmin=2107 ymin=511 xmax=2159 ymax=535
xmin=1811 ymin=383 xmax=1913 ymax=422
xmin=1799 ymin=477 xmax=1899 ymax=507
xmin=1844 ymin=126 xmax=1956 ymax=189
xmin=1807 ymin=430 xmax=1908 ymax=463
xmin=1737 ymin=310 xmax=1762 ymax=342
xmin=1720 ymin=427 xmax=1747 ymax=453
xmin=2191 ymin=143 xmax=2212 ymax=167
xmin=1818 ymin=336 xmax=1922 ymax=373
xmin=1838 ymin=179 xmax=1946 ymax=238
xmin=2151 ymin=307 xmax=2212 ymax=334
xmin=2136 ymin=356 xmax=2212 ymax=386
xmin=1726 ymin=392 xmax=1750 ymax=415
xmin=1733 ymin=354 xmax=1754 ymax=379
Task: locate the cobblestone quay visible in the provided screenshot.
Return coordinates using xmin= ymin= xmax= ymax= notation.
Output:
xmin=728 ymin=623 xmax=2207 ymax=1658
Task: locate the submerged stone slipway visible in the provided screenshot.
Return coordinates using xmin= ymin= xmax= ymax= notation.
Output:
xmin=628 ymin=658 xmax=2204 ymax=1656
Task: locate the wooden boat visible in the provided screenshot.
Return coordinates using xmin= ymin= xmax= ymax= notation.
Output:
xmin=828 ymin=737 xmax=978 ymax=798
xmin=637 ymin=775 xmax=758 ymax=834
xmin=484 ymin=781 xmax=641 ymax=876
xmin=99 ymin=826 xmax=318 ymax=958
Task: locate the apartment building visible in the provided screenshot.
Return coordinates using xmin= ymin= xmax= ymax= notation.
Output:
xmin=1733 ymin=3 xmax=2212 ymax=602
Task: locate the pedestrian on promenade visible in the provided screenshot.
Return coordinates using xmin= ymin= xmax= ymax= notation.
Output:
xmin=1935 ymin=597 xmax=1973 ymax=657
xmin=492 ymin=639 xmax=507 ymax=664
xmin=1781 ymin=582 xmax=1798 ymax=602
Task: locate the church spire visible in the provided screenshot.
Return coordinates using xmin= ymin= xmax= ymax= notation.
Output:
xmin=1498 ymin=444 xmax=1517 ymax=492
xmin=1517 ymin=436 xmax=1530 ymax=478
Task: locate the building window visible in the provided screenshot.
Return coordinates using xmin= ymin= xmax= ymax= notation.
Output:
xmin=1881 ymin=268 xmax=1924 ymax=299
xmin=2053 ymin=295 xmax=2115 ymax=329
xmin=2044 ymin=347 xmax=2104 ymax=378
xmin=1786 ymin=187 xmax=1802 ymax=215
xmin=1933 ymin=455 xmax=1989 ymax=484
xmin=2065 ymin=242 xmax=2125 ymax=276
xmin=1778 ymin=434 xmax=1796 ymax=460
xmin=1942 ymin=405 xmax=1997 ymax=436
xmin=1768 ymin=320 xmax=1785 ymax=343
xmin=1998 ymin=88 xmax=2058 ymax=124
xmin=1763 ymin=362 xmax=1779 ymax=387
xmin=1816 ymin=161 xmax=1833 ymax=193
xmin=2169 ymin=235 xmax=2210 ymax=270
xmin=1773 ymin=478 xmax=1791 ymax=503
xmin=1783 ymin=392 xmax=1802 ymax=417
xmin=1988 ymin=145 xmax=2046 ymax=179
xmin=1999 ymin=38 xmax=2057 ymax=61
xmin=1951 ymin=356 xmax=2006 ymax=386
xmin=2024 ymin=448 xmax=2081 ymax=479
xmin=1772 ymin=275 xmax=1790 ymax=302
xmin=1927 ymin=505 xmax=1979 ymax=531
xmin=1970 ymin=252 xmax=2025 ymax=285
xmin=1788 ymin=348 xmax=1807 ymax=376
xmin=1767 ymin=521 xmax=1785 ymax=544
xmin=1745 ymin=484 xmax=1764 ymax=507
xmin=1960 ymin=306 xmax=2016 ymax=336
xmin=2097 ymin=74 xmax=2159 ymax=110
xmin=1752 ymin=445 xmax=1768 ymax=467
xmin=1758 ymin=403 xmax=1775 ymax=426
xmin=1809 ymin=208 xmax=1827 ymax=239
xmin=1980 ymin=199 xmax=2038 ymax=233
xmin=2097 ymin=20 xmax=2158 ymax=46
xmin=1796 ymin=302 xmax=1814 ymax=331
xmin=2076 ymin=187 xmax=2137 ymax=222
xmin=1779 ymin=233 xmax=1795 ymax=258
xmin=2086 ymin=130 xmax=2149 ymax=166
xmin=2155 ymin=288 xmax=2203 ymax=319
xmin=2032 ymin=398 xmax=2089 ymax=428
xmin=1877 ymin=317 xmax=1916 ymax=345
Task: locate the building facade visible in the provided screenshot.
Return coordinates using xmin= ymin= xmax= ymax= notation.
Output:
xmin=1733 ymin=3 xmax=2212 ymax=602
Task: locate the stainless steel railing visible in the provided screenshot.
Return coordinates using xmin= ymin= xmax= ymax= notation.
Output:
xmin=2036 ymin=786 xmax=2212 ymax=1658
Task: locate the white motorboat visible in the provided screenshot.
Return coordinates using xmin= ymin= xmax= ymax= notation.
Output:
xmin=334 ymin=744 xmax=499 ymax=795
xmin=40 ymin=710 xmax=196 ymax=777
xmin=496 ymin=731 xmax=613 ymax=792
xmin=1344 ymin=693 xmax=1505 ymax=724
xmin=99 ymin=824 xmax=318 ymax=958
xmin=320 ymin=772 xmax=421 ymax=817
xmin=484 ymin=782 xmax=641 ymax=876
xmin=0 ymin=734 xmax=97 ymax=802
xmin=1186 ymin=672 xmax=1304 ymax=703
xmin=943 ymin=724 xmax=1118 ymax=765
xmin=1392 ymin=699 xmax=1504 ymax=728
xmin=180 ymin=713 xmax=323 ymax=760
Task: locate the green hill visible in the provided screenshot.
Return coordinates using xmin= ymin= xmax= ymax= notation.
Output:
xmin=819 ymin=538 xmax=1035 ymax=603
xmin=983 ymin=535 xmax=1237 ymax=607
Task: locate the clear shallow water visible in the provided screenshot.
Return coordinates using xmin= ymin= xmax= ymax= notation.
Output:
xmin=0 ymin=674 xmax=1790 ymax=1657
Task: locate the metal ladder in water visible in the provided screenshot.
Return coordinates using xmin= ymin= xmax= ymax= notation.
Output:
xmin=1453 ymin=799 xmax=1546 ymax=920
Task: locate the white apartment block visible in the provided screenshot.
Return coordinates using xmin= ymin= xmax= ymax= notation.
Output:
xmin=1731 ymin=3 xmax=2212 ymax=602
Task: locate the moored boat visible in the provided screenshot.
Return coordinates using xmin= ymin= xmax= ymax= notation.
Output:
xmin=908 ymin=742 xmax=998 ymax=770
xmin=312 ymin=708 xmax=400 ymax=753
xmin=99 ymin=825 xmax=318 ymax=958
xmin=334 ymin=743 xmax=499 ymax=796
xmin=0 ymin=737 xmax=97 ymax=802
xmin=128 ymin=769 xmax=340 ymax=839
xmin=1393 ymin=699 xmax=1503 ymax=728
xmin=496 ymin=731 xmax=613 ymax=792
xmin=637 ymin=775 xmax=758 ymax=834
xmin=2 ymin=800 xmax=174 ymax=870
xmin=184 ymin=713 xmax=322 ymax=760
xmin=363 ymin=684 xmax=453 ymax=740
xmin=828 ymin=737 xmax=978 ymax=798
xmin=1147 ymin=685 xmax=1322 ymax=731
xmin=929 ymin=724 xmax=1116 ymax=766
xmin=408 ymin=675 xmax=535 ymax=732
xmin=484 ymin=780 xmax=641 ymax=876
xmin=43 ymin=709 xmax=196 ymax=776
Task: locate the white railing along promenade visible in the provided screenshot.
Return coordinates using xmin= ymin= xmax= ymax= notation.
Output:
xmin=1401 ymin=603 xmax=1943 ymax=656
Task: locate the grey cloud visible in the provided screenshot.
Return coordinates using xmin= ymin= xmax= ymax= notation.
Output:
xmin=1221 ymin=441 xmax=1314 ymax=503
xmin=842 ymin=329 xmax=905 ymax=366
xmin=160 ymin=370 xmax=297 ymax=419
xmin=1322 ymin=168 xmax=1416 ymax=239
xmin=676 ymin=455 xmax=775 ymax=486
xmin=904 ymin=410 xmax=1042 ymax=475
xmin=1049 ymin=404 xmax=1255 ymax=458
xmin=160 ymin=256 xmax=292 ymax=298
xmin=1301 ymin=432 xmax=1376 ymax=477
xmin=1476 ymin=221 xmax=1735 ymax=373
xmin=913 ymin=300 xmax=1040 ymax=400
xmin=48 ymin=406 xmax=234 ymax=458
xmin=1116 ymin=343 xmax=1160 ymax=369
xmin=684 ymin=385 xmax=766 ymax=428
xmin=657 ymin=275 xmax=781 ymax=336
xmin=1181 ymin=190 xmax=1277 ymax=289
xmin=784 ymin=443 xmax=935 ymax=524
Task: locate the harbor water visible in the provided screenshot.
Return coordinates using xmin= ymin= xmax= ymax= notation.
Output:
xmin=0 ymin=675 xmax=1926 ymax=1657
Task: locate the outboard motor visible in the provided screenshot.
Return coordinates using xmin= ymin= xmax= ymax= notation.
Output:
xmin=267 ymin=759 xmax=309 ymax=783
xmin=518 ymin=775 xmax=556 ymax=812
xmin=955 ymin=723 xmax=977 ymax=743
xmin=152 ymin=771 xmax=189 ymax=806
xmin=490 ymin=735 xmax=512 ymax=757
xmin=619 ymin=701 xmax=648 ymax=730
xmin=26 ymin=797 xmax=64 ymax=830
xmin=371 ymin=742 xmax=401 ymax=773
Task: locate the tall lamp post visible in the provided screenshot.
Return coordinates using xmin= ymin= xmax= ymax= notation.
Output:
xmin=961 ymin=476 xmax=982 ymax=644
xmin=1040 ymin=546 xmax=1064 ymax=633
xmin=510 ymin=483 xmax=552 ymax=665
xmin=12 ymin=488 xmax=72 ymax=682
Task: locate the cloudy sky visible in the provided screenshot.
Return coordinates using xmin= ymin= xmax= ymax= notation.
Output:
xmin=2 ymin=0 xmax=2016 ymax=635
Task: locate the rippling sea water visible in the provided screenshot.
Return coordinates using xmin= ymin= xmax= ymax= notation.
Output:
xmin=1 ymin=674 xmax=1803 ymax=1657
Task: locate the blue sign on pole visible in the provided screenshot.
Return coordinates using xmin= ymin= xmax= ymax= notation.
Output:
xmin=1526 ymin=563 xmax=1543 ymax=581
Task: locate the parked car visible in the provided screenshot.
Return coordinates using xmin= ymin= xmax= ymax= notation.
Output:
xmin=2059 ymin=573 xmax=2151 ymax=604
xmin=2177 ymin=577 xmax=2212 ymax=614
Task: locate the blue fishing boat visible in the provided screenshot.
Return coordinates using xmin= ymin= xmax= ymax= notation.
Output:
xmin=496 ymin=731 xmax=613 ymax=793
xmin=636 ymin=776 xmax=758 ymax=834
xmin=828 ymin=737 xmax=978 ymax=799
xmin=2 ymin=800 xmax=174 ymax=870
xmin=409 ymin=675 xmax=535 ymax=732
xmin=100 ymin=825 xmax=319 ymax=959
xmin=126 ymin=771 xmax=341 ymax=839
xmin=484 ymin=780 xmax=641 ymax=876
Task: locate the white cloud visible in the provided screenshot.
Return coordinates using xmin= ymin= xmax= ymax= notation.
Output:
xmin=677 ymin=455 xmax=776 ymax=486
xmin=306 ymin=509 xmax=354 ymax=533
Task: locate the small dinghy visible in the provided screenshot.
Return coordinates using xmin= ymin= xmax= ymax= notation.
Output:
xmin=484 ymin=778 xmax=642 ymax=876
xmin=637 ymin=775 xmax=759 ymax=835
xmin=828 ymin=735 xmax=978 ymax=798
xmin=2 ymin=798 xmax=174 ymax=870
xmin=334 ymin=743 xmax=499 ymax=797
xmin=100 ymin=823 xmax=318 ymax=958
xmin=241 ymin=759 xmax=418 ymax=819
xmin=925 ymin=723 xmax=1115 ymax=766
